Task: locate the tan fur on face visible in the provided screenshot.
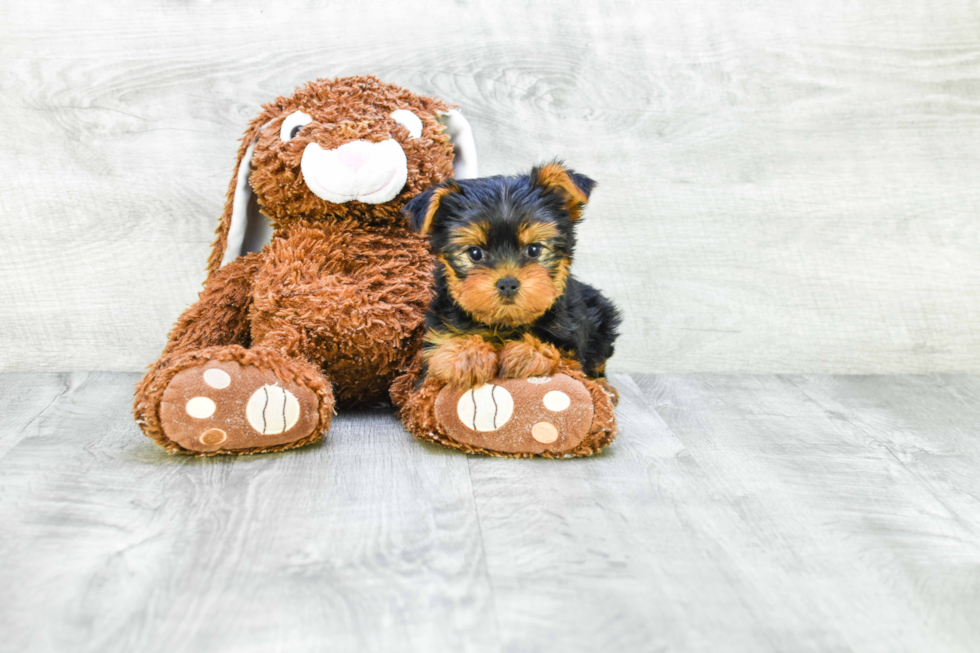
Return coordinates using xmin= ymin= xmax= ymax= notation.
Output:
xmin=517 ymin=221 xmax=559 ymax=247
xmin=448 ymin=263 xmax=559 ymax=327
xmin=448 ymin=221 xmax=490 ymax=248
xmin=553 ymin=256 xmax=571 ymax=296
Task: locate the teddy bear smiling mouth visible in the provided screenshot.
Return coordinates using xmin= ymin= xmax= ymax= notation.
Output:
xmin=300 ymin=138 xmax=409 ymax=205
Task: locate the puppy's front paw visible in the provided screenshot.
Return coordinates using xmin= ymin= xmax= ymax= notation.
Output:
xmin=426 ymin=336 xmax=499 ymax=388
xmin=498 ymin=335 xmax=562 ymax=379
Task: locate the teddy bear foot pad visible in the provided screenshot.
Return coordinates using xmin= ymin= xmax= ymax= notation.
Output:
xmin=433 ymin=373 xmax=595 ymax=455
xmin=159 ymin=360 xmax=320 ymax=453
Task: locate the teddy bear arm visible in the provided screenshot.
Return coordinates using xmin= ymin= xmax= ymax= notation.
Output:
xmin=254 ymin=266 xmax=432 ymax=356
xmin=160 ymin=254 xmax=260 ymax=359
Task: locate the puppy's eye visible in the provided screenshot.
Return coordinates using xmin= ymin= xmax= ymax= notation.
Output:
xmin=391 ymin=109 xmax=423 ymax=139
xmin=280 ymin=111 xmax=313 ymax=141
xmin=525 ymin=243 xmax=543 ymax=258
xmin=466 ymin=246 xmax=485 ymax=262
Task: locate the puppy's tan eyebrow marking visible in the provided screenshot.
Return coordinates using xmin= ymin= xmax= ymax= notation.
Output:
xmin=449 ymin=221 xmax=490 ymax=248
xmin=518 ymin=221 xmax=559 ymax=246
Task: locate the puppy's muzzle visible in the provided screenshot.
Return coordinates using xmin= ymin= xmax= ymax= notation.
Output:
xmin=300 ymin=139 xmax=408 ymax=204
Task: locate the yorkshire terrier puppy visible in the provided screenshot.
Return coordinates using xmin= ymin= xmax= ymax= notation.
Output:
xmin=403 ymin=161 xmax=622 ymax=389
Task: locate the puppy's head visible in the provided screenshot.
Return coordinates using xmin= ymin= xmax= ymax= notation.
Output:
xmin=405 ymin=162 xmax=596 ymax=327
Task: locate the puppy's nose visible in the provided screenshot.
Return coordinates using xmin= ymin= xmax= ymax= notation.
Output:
xmin=496 ymin=276 xmax=520 ymax=298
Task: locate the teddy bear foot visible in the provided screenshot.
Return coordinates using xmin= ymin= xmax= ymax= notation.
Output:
xmin=158 ymin=358 xmax=324 ymax=454
xmin=433 ymin=373 xmax=597 ymax=456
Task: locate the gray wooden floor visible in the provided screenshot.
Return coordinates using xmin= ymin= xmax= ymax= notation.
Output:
xmin=1 ymin=372 xmax=979 ymax=653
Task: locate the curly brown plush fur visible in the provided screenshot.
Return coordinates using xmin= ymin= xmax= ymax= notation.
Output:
xmin=134 ymin=76 xmax=458 ymax=455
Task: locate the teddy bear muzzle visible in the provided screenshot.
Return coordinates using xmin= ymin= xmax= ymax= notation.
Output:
xmin=300 ymin=138 xmax=408 ymax=205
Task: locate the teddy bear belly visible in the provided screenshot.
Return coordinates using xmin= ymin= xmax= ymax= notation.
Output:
xmin=249 ymin=293 xmax=429 ymax=406
xmin=249 ymin=228 xmax=435 ymax=406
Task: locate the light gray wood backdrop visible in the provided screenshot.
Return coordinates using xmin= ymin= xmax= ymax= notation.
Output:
xmin=2 ymin=0 xmax=979 ymax=374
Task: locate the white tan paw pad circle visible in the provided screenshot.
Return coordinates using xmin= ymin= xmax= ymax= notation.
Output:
xmin=457 ymin=384 xmax=514 ymax=432
xmin=185 ymin=396 xmax=216 ymax=419
xmin=543 ymin=390 xmax=571 ymax=412
xmin=200 ymin=428 xmax=227 ymax=446
xmin=203 ymin=368 xmax=231 ymax=389
xmin=246 ymin=385 xmax=301 ymax=435
xmin=531 ymin=422 xmax=559 ymax=443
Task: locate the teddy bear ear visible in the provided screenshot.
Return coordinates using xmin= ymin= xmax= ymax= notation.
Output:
xmin=404 ymin=181 xmax=460 ymax=236
xmin=530 ymin=161 xmax=597 ymax=221
xmin=206 ymin=111 xmax=277 ymax=277
xmin=437 ymin=109 xmax=478 ymax=180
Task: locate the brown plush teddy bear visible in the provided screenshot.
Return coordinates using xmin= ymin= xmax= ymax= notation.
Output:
xmin=133 ymin=76 xmax=478 ymax=454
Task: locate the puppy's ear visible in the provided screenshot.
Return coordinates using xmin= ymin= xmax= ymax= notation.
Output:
xmin=206 ymin=107 xmax=277 ymax=277
xmin=403 ymin=181 xmax=459 ymax=236
xmin=530 ymin=161 xmax=597 ymax=221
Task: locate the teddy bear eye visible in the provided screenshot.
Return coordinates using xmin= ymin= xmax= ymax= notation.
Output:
xmin=280 ymin=111 xmax=313 ymax=141
xmin=466 ymin=246 xmax=484 ymax=262
xmin=390 ymin=109 xmax=422 ymax=139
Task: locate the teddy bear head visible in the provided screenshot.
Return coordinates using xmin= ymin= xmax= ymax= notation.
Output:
xmin=210 ymin=75 xmax=478 ymax=274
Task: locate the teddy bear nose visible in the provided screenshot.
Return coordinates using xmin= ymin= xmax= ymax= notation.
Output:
xmin=496 ymin=276 xmax=520 ymax=298
xmin=301 ymin=138 xmax=408 ymax=205
xmin=335 ymin=141 xmax=373 ymax=172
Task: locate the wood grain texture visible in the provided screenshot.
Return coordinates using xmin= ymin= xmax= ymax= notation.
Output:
xmin=0 ymin=373 xmax=494 ymax=653
xmin=0 ymin=372 xmax=75 ymax=458
xmin=637 ymin=372 xmax=980 ymax=653
xmin=2 ymin=1 xmax=980 ymax=373
xmin=3 ymin=371 xmax=980 ymax=652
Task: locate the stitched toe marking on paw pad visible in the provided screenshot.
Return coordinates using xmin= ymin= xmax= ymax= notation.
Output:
xmin=527 ymin=377 xmax=552 ymax=384
xmin=200 ymin=428 xmax=227 ymax=446
xmin=531 ymin=422 xmax=559 ymax=443
xmin=457 ymin=384 xmax=514 ymax=432
xmin=246 ymin=385 xmax=301 ymax=435
xmin=203 ymin=368 xmax=231 ymax=389
xmin=543 ymin=390 xmax=571 ymax=412
xmin=185 ymin=396 xmax=216 ymax=419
